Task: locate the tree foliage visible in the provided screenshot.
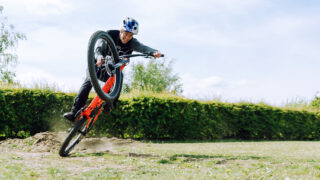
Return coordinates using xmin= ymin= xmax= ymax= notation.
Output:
xmin=125 ymin=59 xmax=183 ymax=94
xmin=311 ymin=96 xmax=320 ymax=109
xmin=0 ymin=6 xmax=26 ymax=84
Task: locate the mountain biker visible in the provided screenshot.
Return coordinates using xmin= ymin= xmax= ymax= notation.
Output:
xmin=64 ymin=17 xmax=162 ymax=122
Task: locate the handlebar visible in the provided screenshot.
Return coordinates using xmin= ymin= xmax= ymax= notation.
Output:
xmin=112 ymin=53 xmax=165 ymax=69
xmin=120 ymin=53 xmax=164 ymax=59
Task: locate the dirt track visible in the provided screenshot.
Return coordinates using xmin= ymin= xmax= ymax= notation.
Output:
xmin=0 ymin=131 xmax=137 ymax=154
xmin=0 ymin=132 xmax=140 ymax=178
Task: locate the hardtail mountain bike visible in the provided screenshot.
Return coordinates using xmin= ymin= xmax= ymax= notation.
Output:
xmin=59 ymin=31 xmax=163 ymax=157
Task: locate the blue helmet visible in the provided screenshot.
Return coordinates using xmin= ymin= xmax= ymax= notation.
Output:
xmin=123 ymin=17 xmax=139 ymax=35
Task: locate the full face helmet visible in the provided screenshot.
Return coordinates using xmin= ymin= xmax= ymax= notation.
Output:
xmin=122 ymin=17 xmax=139 ymax=35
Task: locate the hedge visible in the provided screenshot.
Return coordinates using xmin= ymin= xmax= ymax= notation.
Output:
xmin=1 ymin=88 xmax=320 ymax=140
xmin=98 ymin=96 xmax=320 ymax=140
xmin=0 ymin=88 xmax=74 ymax=138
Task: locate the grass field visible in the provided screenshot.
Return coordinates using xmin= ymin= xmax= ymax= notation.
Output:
xmin=1 ymin=133 xmax=320 ymax=179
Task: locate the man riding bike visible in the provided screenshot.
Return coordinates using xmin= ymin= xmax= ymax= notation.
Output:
xmin=64 ymin=17 xmax=162 ymax=122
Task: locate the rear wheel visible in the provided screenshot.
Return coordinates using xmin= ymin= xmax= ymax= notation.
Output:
xmin=87 ymin=31 xmax=122 ymax=104
xmin=59 ymin=117 xmax=87 ymax=157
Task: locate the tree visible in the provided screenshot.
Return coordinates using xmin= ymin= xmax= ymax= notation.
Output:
xmin=124 ymin=58 xmax=183 ymax=94
xmin=0 ymin=6 xmax=26 ymax=84
xmin=310 ymin=92 xmax=320 ymax=109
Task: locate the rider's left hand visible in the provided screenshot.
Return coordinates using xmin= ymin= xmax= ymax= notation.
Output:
xmin=153 ymin=51 xmax=162 ymax=58
xmin=96 ymin=55 xmax=105 ymax=66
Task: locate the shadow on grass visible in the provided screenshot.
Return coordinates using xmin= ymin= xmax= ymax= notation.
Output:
xmin=157 ymin=154 xmax=269 ymax=164
xmin=70 ymin=152 xmax=269 ymax=165
xmin=68 ymin=151 xmax=160 ymax=158
xmin=67 ymin=150 xmax=269 ymax=165
xmin=141 ymin=139 xmax=291 ymax=144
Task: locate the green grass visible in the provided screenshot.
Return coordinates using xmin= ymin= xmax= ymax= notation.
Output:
xmin=1 ymin=140 xmax=320 ymax=179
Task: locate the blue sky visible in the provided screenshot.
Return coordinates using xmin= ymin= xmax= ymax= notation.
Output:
xmin=2 ymin=0 xmax=320 ymax=105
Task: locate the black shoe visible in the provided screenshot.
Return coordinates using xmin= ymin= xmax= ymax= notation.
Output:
xmin=103 ymin=103 xmax=112 ymax=114
xmin=63 ymin=111 xmax=76 ymax=122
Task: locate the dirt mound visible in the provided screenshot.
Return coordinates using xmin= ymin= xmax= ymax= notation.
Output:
xmin=0 ymin=131 xmax=65 ymax=153
xmin=28 ymin=131 xmax=66 ymax=152
xmin=0 ymin=131 xmax=137 ymax=154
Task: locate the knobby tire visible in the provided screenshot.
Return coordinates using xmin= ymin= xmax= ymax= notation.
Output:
xmin=87 ymin=30 xmax=122 ymax=104
xmin=59 ymin=117 xmax=87 ymax=157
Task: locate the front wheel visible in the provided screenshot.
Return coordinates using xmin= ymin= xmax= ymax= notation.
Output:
xmin=59 ymin=117 xmax=87 ymax=157
xmin=87 ymin=31 xmax=122 ymax=104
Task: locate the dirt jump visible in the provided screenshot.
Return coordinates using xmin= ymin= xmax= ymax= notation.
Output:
xmin=0 ymin=131 xmax=136 ymax=154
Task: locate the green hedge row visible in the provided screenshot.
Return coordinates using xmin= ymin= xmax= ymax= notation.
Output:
xmin=1 ymin=88 xmax=320 ymax=140
xmin=98 ymin=96 xmax=320 ymax=140
xmin=0 ymin=88 xmax=74 ymax=138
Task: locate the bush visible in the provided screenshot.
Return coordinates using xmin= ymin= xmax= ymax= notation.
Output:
xmin=97 ymin=94 xmax=320 ymax=140
xmin=0 ymin=88 xmax=73 ymax=138
xmin=1 ymin=88 xmax=320 ymax=140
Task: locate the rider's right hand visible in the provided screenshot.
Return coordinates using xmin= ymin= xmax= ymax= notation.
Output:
xmin=96 ymin=55 xmax=104 ymax=66
xmin=153 ymin=51 xmax=162 ymax=58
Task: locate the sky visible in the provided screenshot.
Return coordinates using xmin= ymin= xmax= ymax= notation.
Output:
xmin=1 ymin=0 xmax=320 ymax=105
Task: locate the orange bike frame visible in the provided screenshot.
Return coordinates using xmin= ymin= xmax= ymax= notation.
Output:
xmin=79 ymin=65 xmax=126 ymax=129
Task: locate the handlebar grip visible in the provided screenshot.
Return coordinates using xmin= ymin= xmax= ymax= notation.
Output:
xmin=147 ymin=52 xmax=164 ymax=58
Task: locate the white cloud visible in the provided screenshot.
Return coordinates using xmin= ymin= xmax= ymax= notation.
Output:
xmin=16 ymin=67 xmax=81 ymax=91
xmin=131 ymin=0 xmax=267 ymax=16
xmin=3 ymin=0 xmax=70 ymax=16
xmin=237 ymin=14 xmax=319 ymax=46
xmin=15 ymin=25 xmax=91 ymax=91
xmin=181 ymin=73 xmax=250 ymax=99
xmin=17 ymin=26 xmax=88 ymax=61
xmin=229 ymin=79 xmax=250 ymax=88
xmin=132 ymin=0 xmax=268 ymax=42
